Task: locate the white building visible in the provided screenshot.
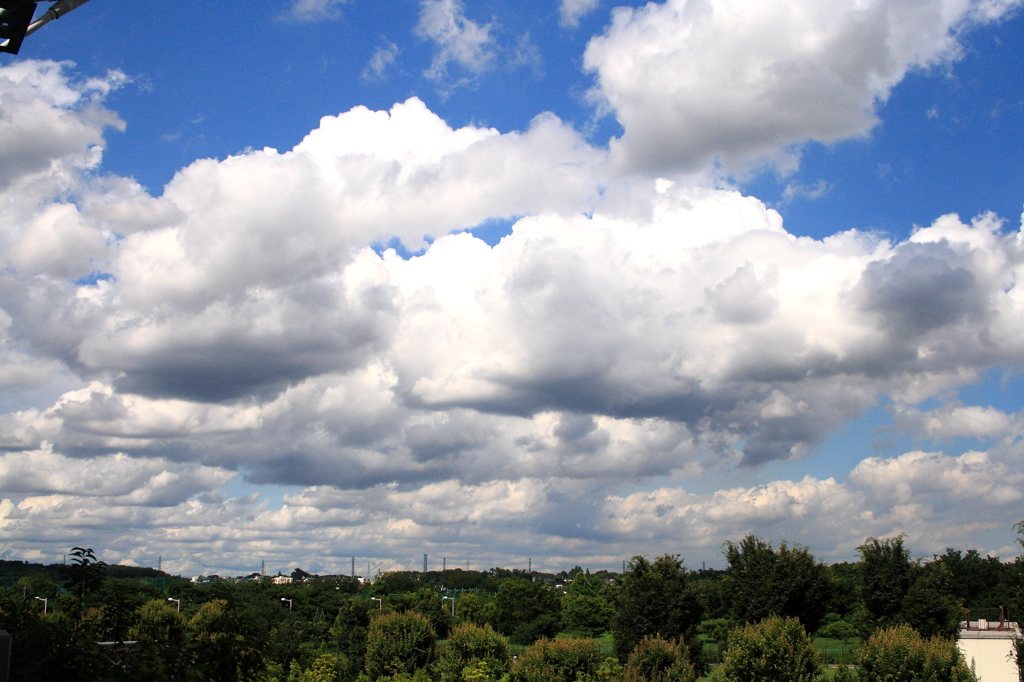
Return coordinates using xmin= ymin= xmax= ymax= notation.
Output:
xmin=957 ymin=619 xmax=1021 ymax=682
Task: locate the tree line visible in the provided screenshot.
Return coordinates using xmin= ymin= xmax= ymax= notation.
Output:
xmin=1 ymin=530 xmax=1022 ymax=681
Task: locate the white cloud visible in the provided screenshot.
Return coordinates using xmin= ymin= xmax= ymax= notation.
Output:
xmin=893 ymin=402 xmax=1016 ymax=439
xmin=363 ymin=40 xmax=400 ymax=81
xmin=583 ymin=0 xmax=1023 ymax=174
xmin=415 ymin=0 xmax=496 ymax=87
xmin=0 ymin=60 xmax=124 ymax=191
xmin=851 ymin=448 xmax=1024 ymax=505
xmin=3 ymin=57 xmax=1024 ymax=571
xmin=560 ymin=0 xmax=602 ymax=28
xmin=284 ymin=0 xmax=349 ymax=22
xmin=782 ymin=179 xmax=832 ymax=203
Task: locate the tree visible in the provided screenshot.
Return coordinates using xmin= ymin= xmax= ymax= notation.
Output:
xmin=716 ymin=616 xmax=822 ymax=682
xmin=509 ymin=637 xmax=602 ymax=682
xmin=387 ymin=587 xmax=453 ymax=639
xmin=562 ymin=570 xmax=615 ymax=637
xmin=900 ymin=561 xmax=964 ymax=640
xmin=858 ymin=536 xmax=911 ymax=627
xmin=187 ymin=598 xmax=268 ymax=682
xmin=722 ymin=535 xmax=833 ymax=633
xmin=434 ymin=622 xmax=510 ymax=682
xmin=61 ymin=547 xmax=107 ymax=607
xmin=453 ymin=592 xmax=498 ymax=628
xmin=855 ymin=624 xmax=976 ymax=682
xmin=492 ymin=578 xmax=561 ymax=645
xmin=622 ymin=636 xmax=697 ymax=682
xmin=331 ymin=595 xmax=374 ymax=669
xmin=613 ymin=555 xmax=704 ymax=662
xmin=364 ymin=611 xmax=436 ymax=680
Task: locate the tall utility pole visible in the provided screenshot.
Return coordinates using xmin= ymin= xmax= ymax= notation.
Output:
xmin=443 ymin=557 xmax=446 ymax=571
xmin=261 ymin=559 xmax=266 ymax=576
xmin=351 ymin=557 xmax=355 ymax=579
xmin=158 ymin=555 xmax=162 ymax=572
xmin=423 ymin=554 xmax=427 ymax=573
xmin=528 ymin=558 xmax=531 ymax=575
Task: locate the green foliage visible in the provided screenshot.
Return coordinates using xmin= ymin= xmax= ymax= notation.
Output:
xmin=858 ymin=537 xmax=911 ymax=627
xmin=715 ymin=616 xmax=822 ymax=682
xmin=369 ymin=572 xmax=423 ymax=596
xmin=287 ymin=652 xmax=346 ymax=682
xmin=61 ymin=547 xmax=107 ymax=606
xmin=562 ymin=571 xmax=616 ymax=637
xmin=454 ymin=592 xmax=498 ymax=628
xmin=815 ymin=614 xmax=858 ymax=641
xmin=612 ymin=555 xmax=703 ymax=664
xmin=899 ymin=562 xmax=964 ymax=640
xmin=97 ymin=578 xmax=163 ymax=642
xmin=723 ymin=535 xmax=833 ymax=634
xmin=331 ymin=595 xmax=375 ymax=668
xmin=435 ymin=622 xmax=510 ymax=682
xmin=855 ymin=624 xmax=976 ymax=682
xmin=621 ymin=636 xmax=697 ymax=682
xmin=696 ymin=618 xmax=731 ymax=646
xmin=188 ymin=598 xmax=269 ymax=681
xmin=14 ymin=573 xmax=60 ymax=602
xmin=493 ymin=579 xmax=562 ymax=645
xmin=364 ymin=611 xmax=436 ymax=680
xmin=933 ymin=548 xmax=1012 ymax=610
xmin=508 ymin=637 xmax=602 ymax=682
xmin=387 ymin=587 xmax=454 ymax=639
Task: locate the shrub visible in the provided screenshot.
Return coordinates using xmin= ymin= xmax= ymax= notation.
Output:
xmin=364 ymin=611 xmax=436 ymax=680
xmin=434 ymin=623 xmax=510 ymax=682
xmin=716 ymin=616 xmax=822 ymax=682
xmin=622 ymin=636 xmax=696 ymax=682
xmin=855 ymin=624 xmax=976 ymax=682
xmin=509 ymin=637 xmax=601 ymax=682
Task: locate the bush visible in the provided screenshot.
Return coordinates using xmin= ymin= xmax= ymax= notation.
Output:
xmin=509 ymin=637 xmax=601 ymax=682
xmin=716 ymin=616 xmax=822 ymax=682
xmin=855 ymin=624 xmax=976 ymax=682
xmin=434 ymin=623 xmax=510 ymax=682
xmin=364 ymin=611 xmax=436 ymax=680
xmin=622 ymin=636 xmax=697 ymax=682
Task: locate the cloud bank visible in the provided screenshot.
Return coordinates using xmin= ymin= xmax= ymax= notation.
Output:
xmin=2 ymin=0 xmax=1023 ymax=575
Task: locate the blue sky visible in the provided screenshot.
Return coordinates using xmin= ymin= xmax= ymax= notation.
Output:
xmin=1 ymin=0 xmax=1023 ymax=576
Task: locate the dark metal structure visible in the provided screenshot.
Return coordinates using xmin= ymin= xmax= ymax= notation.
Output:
xmin=1 ymin=0 xmax=93 ymax=54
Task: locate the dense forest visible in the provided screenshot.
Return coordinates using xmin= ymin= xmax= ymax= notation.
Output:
xmin=1 ymin=532 xmax=1022 ymax=681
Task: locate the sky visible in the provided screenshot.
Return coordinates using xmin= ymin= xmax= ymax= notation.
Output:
xmin=1 ymin=0 xmax=1023 ymax=577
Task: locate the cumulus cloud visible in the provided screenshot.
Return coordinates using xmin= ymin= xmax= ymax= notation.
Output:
xmin=0 ymin=60 xmax=125 ymax=191
xmin=583 ymin=0 xmax=1024 ymax=174
xmin=3 ymin=52 xmax=1024 ymax=571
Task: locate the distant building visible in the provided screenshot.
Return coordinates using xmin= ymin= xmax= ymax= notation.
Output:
xmin=273 ymin=576 xmax=293 ymax=585
xmin=957 ymin=616 xmax=1021 ymax=682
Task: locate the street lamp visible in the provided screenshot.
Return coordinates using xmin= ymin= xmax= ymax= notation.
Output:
xmin=442 ymin=596 xmax=454 ymax=617
xmin=0 ymin=0 xmax=95 ymax=55
xmin=370 ymin=597 xmax=382 ymax=610
xmin=167 ymin=597 xmax=180 ymax=613
xmin=34 ymin=596 xmax=47 ymax=615
xmin=281 ymin=598 xmax=292 ymax=612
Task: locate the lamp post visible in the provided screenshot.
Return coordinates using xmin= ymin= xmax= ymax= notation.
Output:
xmin=281 ymin=598 xmax=292 ymax=612
xmin=167 ymin=597 xmax=180 ymax=613
xmin=442 ymin=596 xmax=454 ymax=617
xmin=34 ymin=596 xmax=47 ymax=615
xmin=371 ymin=597 xmax=382 ymax=610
